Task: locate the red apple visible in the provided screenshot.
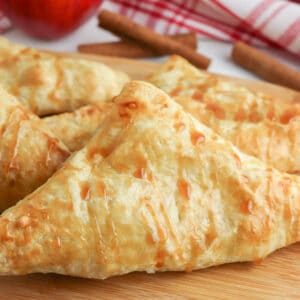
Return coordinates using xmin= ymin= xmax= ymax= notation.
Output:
xmin=0 ymin=0 xmax=103 ymax=40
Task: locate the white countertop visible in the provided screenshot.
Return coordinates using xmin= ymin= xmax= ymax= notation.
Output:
xmin=3 ymin=15 xmax=300 ymax=81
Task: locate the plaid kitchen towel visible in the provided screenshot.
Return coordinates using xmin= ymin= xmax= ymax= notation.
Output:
xmin=102 ymin=0 xmax=300 ymax=56
xmin=1 ymin=0 xmax=299 ymax=56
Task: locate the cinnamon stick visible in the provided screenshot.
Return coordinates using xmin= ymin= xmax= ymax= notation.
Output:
xmin=78 ymin=33 xmax=198 ymax=58
xmin=232 ymin=42 xmax=300 ymax=92
xmin=98 ymin=10 xmax=210 ymax=69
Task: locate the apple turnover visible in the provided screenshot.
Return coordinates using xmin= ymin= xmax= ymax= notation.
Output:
xmin=149 ymin=56 xmax=300 ymax=173
xmin=149 ymin=55 xmax=300 ymax=124
xmin=0 ymin=87 xmax=70 ymax=212
xmin=0 ymin=37 xmax=130 ymax=116
xmin=43 ymin=104 xmax=111 ymax=152
xmin=0 ymin=81 xmax=299 ymax=279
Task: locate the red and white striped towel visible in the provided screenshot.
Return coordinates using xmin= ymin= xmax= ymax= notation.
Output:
xmin=1 ymin=0 xmax=299 ymax=56
xmin=102 ymin=0 xmax=300 ymax=56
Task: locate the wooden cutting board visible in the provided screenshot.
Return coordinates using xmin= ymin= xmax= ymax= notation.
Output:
xmin=1 ymin=53 xmax=300 ymax=300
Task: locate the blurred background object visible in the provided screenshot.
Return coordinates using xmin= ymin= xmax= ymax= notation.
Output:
xmin=100 ymin=0 xmax=300 ymax=57
xmin=0 ymin=0 xmax=102 ymax=39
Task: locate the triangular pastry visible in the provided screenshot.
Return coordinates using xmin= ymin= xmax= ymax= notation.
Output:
xmin=43 ymin=104 xmax=111 ymax=152
xmin=0 ymin=37 xmax=130 ymax=116
xmin=0 ymin=87 xmax=70 ymax=212
xmin=149 ymin=55 xmax=300 ymax=124
xmin=0 ymin=81 xmax=300 ymax=279
xmin=149 ymin=56 xmax=300 ymax=173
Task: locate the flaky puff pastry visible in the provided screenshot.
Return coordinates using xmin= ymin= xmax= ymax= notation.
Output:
xmin=149 ymin=55 xmax=300 ymax=124
xmin=43 ymin=104 xmax=112 ymax=152
xmin=149 ymin=56 xmax=300 ymax=173
xmin=0 ymin=81 xmax=300 ymax=279
xmin=175 ymin=98 xmax=300 ymax=173
xmin=0 ymin=37 xmax=129 ymax=116
xmin=0 ymin=87 xmax=70 ymax=212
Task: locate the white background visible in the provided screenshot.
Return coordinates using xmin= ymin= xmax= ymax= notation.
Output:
xmin=3 ymin=15 xmax=300 ymax=81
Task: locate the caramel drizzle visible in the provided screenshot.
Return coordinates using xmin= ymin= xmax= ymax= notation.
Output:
xmin=133 ymin=157 xmax=153 ymax=182
xmin=280 ymin=108 xmax=297 ymax=124
xmin=266 ymin=105 xmax=275 ymax=121
xmin=159 ymin=202 xmax=183 ymax=261
xmin=205 ymin=103 xmax=225 ymax=119
xmin=80 ymin=181 xmax=91 ymax=201
xmin=88 ymin=205 xmax=107 ymax=265
xmin=177 ymin=178 xmax=191 ymax=201
xmin=145 ymin=202 xmax=167 ymax=268
xmin=3 ymin=108 xmax=30 ymax=173
xmin=234 ymin=107 xmax=247 ymax=122
xmin=192 ymin=90 xmax=203 ymax=101
xmin=45 ymin=138 xmax=58 ymax=168
xmin=118 ymin=101 xmax=139 ymax=120
xmin=170 ymin=85 xmax=183 ymax=97
xmin=240 ymin=199 xmax=253 ymax=214
xmin=40 ymin=131 xmax=69 ymax=168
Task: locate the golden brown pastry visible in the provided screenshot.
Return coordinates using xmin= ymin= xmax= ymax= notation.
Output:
xmin=149 ymin=56 xmax=300 ymax=173
xmin=149 ymin=55 xmax=300 ymax=124
xmin=43 ymin=104 xmax=111 ymax=152
xmin=174 ymin=97 xmax=300 ymax=173
xmin=0 ymin=81 xmax=299 ymax=279
xmin=0 ymin=37 xmax=130 ymax=116
xmin=0 ymin=87 xmax=70 ymax=212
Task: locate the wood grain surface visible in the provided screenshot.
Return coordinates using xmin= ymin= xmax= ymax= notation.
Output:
xmin=1 ymin=52 xmax=300 ymax=300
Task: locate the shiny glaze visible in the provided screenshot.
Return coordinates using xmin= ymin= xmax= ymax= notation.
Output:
xmin=240 ymin=200 xmax=253 ymax=214
xmin=192 ymin=90 xmax=203 ymax=101
xmin=234 ymin=107 xmax=247 ymax=122
xmin=80 ymin=182 xmax=91 ymax=201
xmin=177 ymin=178 xmax=191 ymax=201
xmin=280 ymin=108 xmax=297 ymax=124
xmin=170 ymin=86 xmax=183 ymax=97
xmin=119 ymin=101 xmax=140 ymax=119
xmin=97 ymin=181 xmax=106 ymax=198
xmin=173 ymin=121 xmax=186 ymax=131
xmin=190 ymin=131 xmax=205 ymax=146
xmin=205 ymin=103 xmax=225 ymax=119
